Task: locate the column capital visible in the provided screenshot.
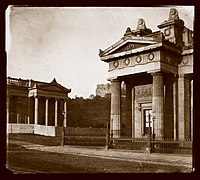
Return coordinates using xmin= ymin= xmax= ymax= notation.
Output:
xmin=178 ymin=74 xmax=185 ymax=79
xmin=151 ymin=72 xmax=163 ymax=76
xmin=109 ymin=78 xmax=122 ymax=83
xmin=178 ymin=74 xmax=192 ymax=80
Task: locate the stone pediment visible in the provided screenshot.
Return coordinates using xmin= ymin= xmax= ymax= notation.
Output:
xmin=38 ymin=84 xmax=66 ymax=92
xmin=110 ymin=42 xmax=147 ymax=54
xmin=99 ymin=37 xmax=158 ymax=58
xmin=35 ymin=79 xmax=71 ymax=93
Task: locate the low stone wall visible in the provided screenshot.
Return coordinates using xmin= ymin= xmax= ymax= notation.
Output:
xmin=64 ymin=127 xmax=107 ymax=146
xmin=65 ymin=127 xmax=106 ymax=136
xmin=34 ymin=125 xmax=58 ymax=137
xmin=7 ymin=123 xmax=34 ymax=134
xmin=7 ymin=123 xmax=107 ymax=137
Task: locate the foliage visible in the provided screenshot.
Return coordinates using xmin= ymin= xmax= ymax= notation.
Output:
xmin=67 ymin=96 xmax=111 ymax=128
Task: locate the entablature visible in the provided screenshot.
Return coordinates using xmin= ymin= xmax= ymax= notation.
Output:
xmin=107 ymin=48 xmax=181 ymax=79
xmin=28 ymin=88 xmax=69 ymax=99
xmin=178 ymin=50 xmax=193 ymax=75
xmin=7 ymin=86 xmax=28 ymax=97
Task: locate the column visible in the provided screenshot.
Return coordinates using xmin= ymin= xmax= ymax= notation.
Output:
xmin=132 ymin=87 xmax=135 ymax=139
xmin=191 ymin=80 xmax=193 ymax=141
xmin=45 ymin=98 xmax=49 ymax=126
xmin=7 ymin=95 xmax=10 ymax=123
xmin=164 ymin=75 xmax=174 ymax=139
xmin=16 ymin=97 xmax=21 ymax=124
xmin=178 ymin=75 xmax=191 ymax=141
xmin=34 ymin=96 xmax=39 ymax=125
xmin=27 ymin=98 xmax=30 ymax=124
xmin=110 ymin=79 xmax=121 ymax=138
xmin=64 ymin=100 xmax=67 ymax=127
xmin=173 ymin=75 xmax=178 ymax=140
xmin=152 ymin=72 xmax=164 ymax=139
xmin=55 ymin=99 xmax=58 ymax=127
xmin=125 ymin=82 xmax=132 ymax=137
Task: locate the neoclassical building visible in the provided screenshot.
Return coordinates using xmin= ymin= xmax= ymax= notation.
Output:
xmin=99 ymin=8 xmax=193 ymax=141
xmin=7 ymin=77 xmax=71 ymax=136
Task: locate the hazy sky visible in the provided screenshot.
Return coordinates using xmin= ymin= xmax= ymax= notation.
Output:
xmin=6 ymin=6 xmax=194 ymax=98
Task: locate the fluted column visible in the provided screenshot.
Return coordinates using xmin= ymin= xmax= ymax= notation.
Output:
xmin=27 ymin=98 xmax=30 ymax=124
xmin=55 ymin=99 xmax=58 ymax=127
xmin=191 ymin=80 xmax=193 ymax=141
xmin=125 ymin=83 xmax=132 ymax=137
xmin=152 ymin=72 xmax=164 ymax=139
xmin=173 ymin=75 xmax=178 ymax=140
xmin=132 ymin=87 xmax=135 ymax=139
xmin=164 ymin=75 xmax=174 ymax=139
xmin=34 ymin=96 xmax=39 ymax=125
xmin=16 ymin=97 xmax=21 ymax=124
xmin=45 ymin=98 xmax=49 ymax=126
xmin=7 ymin=95 xmax=10 ymax=123
xmin=64 ymin=100 xmax=67 ymax=127
xmin=178 ymin=75 xmax=191 ymax=140
xmin=110 ymin=79 xmax=121 ymax=138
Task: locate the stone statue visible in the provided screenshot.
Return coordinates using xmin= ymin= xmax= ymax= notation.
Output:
xmin=124 ymin=27 xmax=132 ymax=36
xmin=136 ymin=18 xmax=147 ymax=30
xmin=168 ymin=8 xmax=179 ymax=20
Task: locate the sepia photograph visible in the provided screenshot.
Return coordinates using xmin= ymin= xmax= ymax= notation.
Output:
xmin=6 ymin=6 xmax=194 ymax=173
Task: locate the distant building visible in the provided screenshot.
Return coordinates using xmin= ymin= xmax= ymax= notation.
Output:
xmin=7 ymin=77 xmax=71 ymax=136
xmin=96 ymin=83 xmax=126 ymax=97
xmin=96 ymin=83 xmax=111 ymax=97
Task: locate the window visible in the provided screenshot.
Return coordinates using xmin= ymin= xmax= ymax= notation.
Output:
xmin=144 ymin=109 xmax=153 ymax=135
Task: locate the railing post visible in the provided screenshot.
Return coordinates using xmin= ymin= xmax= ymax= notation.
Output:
xmin=105 ymin=120 xmax=110 ymax=151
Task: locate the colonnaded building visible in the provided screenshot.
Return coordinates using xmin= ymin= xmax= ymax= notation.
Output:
xmin=6 ymin=77 xmax=71 ymax=136
xmin=99 ymin=8 xmax=193 ymax=141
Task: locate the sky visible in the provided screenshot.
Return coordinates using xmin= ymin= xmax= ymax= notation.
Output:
xmin=6 ymin=6 xmax=194 ymax=98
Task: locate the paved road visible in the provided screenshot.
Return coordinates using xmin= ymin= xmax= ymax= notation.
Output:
xmin=9 ymin=139 xmax=193 ymax=169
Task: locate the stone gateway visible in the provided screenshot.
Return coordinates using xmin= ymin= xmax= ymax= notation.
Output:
xmin=99 ymin=8 xmax=193 ymax=141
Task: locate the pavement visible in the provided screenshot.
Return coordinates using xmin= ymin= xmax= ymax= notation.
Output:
xmin=8 ymin=140 xmax=193 ymax=170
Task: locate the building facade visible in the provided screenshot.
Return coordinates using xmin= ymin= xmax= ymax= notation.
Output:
xmin=7 ymin=77 xmax=71 ymax=136
xmin=96 ymin=83 xmax=126 ymax=97
xmin=96 ymin=83 xmax=112 ymax=97
xmin=99 ymin=8 xmax=193 ymax=141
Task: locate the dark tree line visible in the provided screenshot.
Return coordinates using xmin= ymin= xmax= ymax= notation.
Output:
xmin=67 ymin=95 xmax=111 ymax=128
xmin=67 ymin=94 xmax=127 ymax=128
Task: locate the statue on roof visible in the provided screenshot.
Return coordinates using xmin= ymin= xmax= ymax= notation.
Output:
xmin=52 ymin=78 xmax=57 ymax=84
xmin=168 ymin=8 xmax=179 ymax=21
xmin=123 ymin=27 xmax=132 ymax=36
xmin=136 ymin=18 xmax=147 ymax=30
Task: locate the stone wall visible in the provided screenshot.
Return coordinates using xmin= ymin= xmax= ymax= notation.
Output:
xmin=7 ymin=123 xmax=106 ymax=137
xmin=7 ymin=123 xmax=34 ymax=134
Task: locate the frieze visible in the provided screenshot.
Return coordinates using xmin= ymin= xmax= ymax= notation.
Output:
xmin=113 ymin=60 xmax=119 ymax=68
xmin=135 ymin=85 xmax=152 ymax=101
xmin=109 ymin=51 xmax=160 ymax=71
xmin=164 ymin=27 xmax=171 ymax=36
xmin=161 ymin=53 xmax=177 ymax=66
xmin=135 ymin=56 xmax=142 ymax=63
xmin=111 ymin=43 xmax=146 ymax=54
xmin=182 ymin=56 xmax=189 ymax=65
xmin=179 ymin=55 xmax=193 ymax=67
xmin=124 ymin=58 xmax=130 ymax=66
xmin=148 ymin=53 xmax=154 ymax=61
